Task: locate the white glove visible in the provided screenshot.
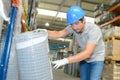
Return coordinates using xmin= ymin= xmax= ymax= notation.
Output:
xmin=52 ymin=58 xmax=69 ymax=69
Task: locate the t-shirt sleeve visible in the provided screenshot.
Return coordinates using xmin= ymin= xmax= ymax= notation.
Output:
xmin=87 ymin=28 xmax=102 ymax=44
xmin=65 ymin=25 xmax=74 ymax=34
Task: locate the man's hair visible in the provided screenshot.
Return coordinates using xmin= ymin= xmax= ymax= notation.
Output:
xmin=79 ymin=17 xmax=84 ymax=22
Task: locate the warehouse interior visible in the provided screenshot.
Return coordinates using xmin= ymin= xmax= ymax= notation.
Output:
xmin=0 ymin=0 xmax=120 ymax=80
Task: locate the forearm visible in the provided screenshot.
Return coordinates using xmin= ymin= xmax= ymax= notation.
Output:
xmin=52 ymin=51 xmax=91 ymax=69
xmin=67 ymin=51 xmax=91 ymax=63
xmin=47 ymin=30 xmax=61 ymax=39
xmin=47 ymin=29 xmax=69 ymax=39
xmin=67 ymin=43 xmax=96 ymax=63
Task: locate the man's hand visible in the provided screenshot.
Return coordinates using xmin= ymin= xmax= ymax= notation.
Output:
xmin=52 ymin=58 xmax=69 ymax=69
xmin=34 ymin=29 xmax=47 ymax=32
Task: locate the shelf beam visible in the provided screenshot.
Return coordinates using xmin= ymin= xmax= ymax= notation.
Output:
xmin=95 ymin=3 xmax=120 ymax=18
xmin=108 ymin=3 xmax=120 ymax=12
xmin=100 ymin=16 xmax=120 ymax=28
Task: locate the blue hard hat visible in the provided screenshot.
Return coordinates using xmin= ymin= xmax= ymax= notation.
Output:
xmin=67 ymin=6 xmax=85 ymax=25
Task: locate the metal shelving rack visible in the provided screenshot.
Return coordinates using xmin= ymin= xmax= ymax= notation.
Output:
xmin=0 ymin=0 xmax=18 ymax=80
xmin=95 ymin=3 xmax=120 ymax=28
xmin=100 ymin=3 xmax=120 ymax=27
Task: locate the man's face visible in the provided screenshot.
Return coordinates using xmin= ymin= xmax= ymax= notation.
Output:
xmin=71 ymin=20 xmax=85 ymax=33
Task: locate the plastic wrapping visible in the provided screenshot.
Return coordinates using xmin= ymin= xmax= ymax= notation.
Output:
xmin=14 ymin=0 xmax=23 ymax=35
xmin=0 ymin=0 xmax=9 ymax=21
xmin=6 ymin=0 xmax=22 ymax=79
xmin=6 ymin=39 xmax=19 ymax=80
xmin=103 ymin=26 xmax=120 ymax=39
xmin=0 ymin=18 xmax=4 ymax=39
xmin=15 ymin=29 xmax=53 ymax=80
xmin=0 ymin=32 xmax=5 ymax=63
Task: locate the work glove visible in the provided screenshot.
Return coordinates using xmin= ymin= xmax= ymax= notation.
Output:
xmin=52 ymin=58 xmax=69 ymax=69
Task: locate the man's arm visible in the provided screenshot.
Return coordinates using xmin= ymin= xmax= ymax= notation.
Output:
xmin=67 ymin=43 xmax=96 ymax=63
xmin=47 ymin=29 xmax=70 ymax=39
xmin=52 ymin=43 xmax=96 ymax=69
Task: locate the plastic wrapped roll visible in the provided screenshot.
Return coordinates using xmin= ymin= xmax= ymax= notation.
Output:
xmin=0 ymin=33 xmax=5 ymax=62
xmin=15 ymin=29 xmax=53 ymax=80
xmin=6 ymin=40 xmax=19 ymax=80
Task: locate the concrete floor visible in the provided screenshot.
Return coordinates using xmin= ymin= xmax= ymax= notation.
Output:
xmin=53 ymin=69 xmax=80 ymax=80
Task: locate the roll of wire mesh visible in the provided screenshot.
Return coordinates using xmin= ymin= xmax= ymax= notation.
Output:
xmin=15 ymin=29 xmax=53 ymax=80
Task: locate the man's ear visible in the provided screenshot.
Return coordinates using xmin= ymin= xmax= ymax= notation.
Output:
xmin=83 ymin=18 xmax=86 ymax=24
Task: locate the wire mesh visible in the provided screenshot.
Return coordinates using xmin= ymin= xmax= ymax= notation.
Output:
xmin=15 ymin=30 xmax=53 ymax=80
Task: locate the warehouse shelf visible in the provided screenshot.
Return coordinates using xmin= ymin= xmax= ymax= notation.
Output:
xmin=108 ymin=3 xmax=120 ymax=12
xmin=100 ymin=15 xmax=120 ymax=28
xmin=95 ymin=3 xmax=120 ymax=18
xmin=95 ymin=2 xmax=120 ymax=28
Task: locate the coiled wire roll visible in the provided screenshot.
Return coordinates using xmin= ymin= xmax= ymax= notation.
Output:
xmin=15 ymin=29 xmax=53 ymax=80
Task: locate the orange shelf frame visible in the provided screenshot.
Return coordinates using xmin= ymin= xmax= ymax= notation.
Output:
xmin=100 ymin=16 xmax=120 ymax=28
xmin=95 ymin=3 xmax=120 ymax=18
xmin=12 ymin=0 xmax=19 ymax=7
xmin=108 ymin=3 xmax=120 ymax=12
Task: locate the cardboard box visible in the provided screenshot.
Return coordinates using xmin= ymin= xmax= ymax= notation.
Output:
xmin=102 ymin=61 xmax=120 ymax=80
xmin=105 ymin=40 xmax=120 ymax=60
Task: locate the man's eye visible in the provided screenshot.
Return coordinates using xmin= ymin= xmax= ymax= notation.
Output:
xmin=75 ymin=22 xmax=79 ymax=25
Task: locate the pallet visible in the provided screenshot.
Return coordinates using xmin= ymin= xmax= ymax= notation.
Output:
xmin=104 ymin=59 xmax=120 ymax=67
xmin=105 ymin=56 xmax=120 ymax=61
xmin=102 ymin=60 xmax=120 ymax=80
xmin=103 ymin=36 xmax=120 ymax=42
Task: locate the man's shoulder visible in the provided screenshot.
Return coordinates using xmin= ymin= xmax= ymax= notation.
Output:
xmin=86 ymin=22 xmax=100 ymax=30
xmin=86 ymin=22 xmax=98 ymax=27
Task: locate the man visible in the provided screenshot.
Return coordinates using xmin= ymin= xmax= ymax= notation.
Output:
xmin=47 ymin=6 xmax=105 ymax=80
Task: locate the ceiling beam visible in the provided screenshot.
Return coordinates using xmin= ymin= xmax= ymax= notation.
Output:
xmin=37 ymin=24 xmax=65 ymax=30
xmin=38 ymin=1 xmax=94 ymax=12
xmin=82 ymin=0 xmax=110 ymax=6
xmin=36 ymin=17 xmax=66 ymax=23
xmin=36 ymin=20 xmax=66 ymax=27
xmin=40 ymin=1 xmax=69 ymax=7
xmin=50 ymin=0 xmax=66 ymax=26
xmin=81 ymin=0 xmax=97 ymax=5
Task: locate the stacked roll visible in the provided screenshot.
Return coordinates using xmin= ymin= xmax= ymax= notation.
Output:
xmin=15 ymin=29 xmax=53 ymax=80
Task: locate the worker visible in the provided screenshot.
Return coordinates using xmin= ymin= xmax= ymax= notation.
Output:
xmin=47 ymin=6 xmax=105 ymax=80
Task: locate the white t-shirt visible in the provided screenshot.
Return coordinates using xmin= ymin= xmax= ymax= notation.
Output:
xmin=65 ymin=22 xmax=105 ymax=62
